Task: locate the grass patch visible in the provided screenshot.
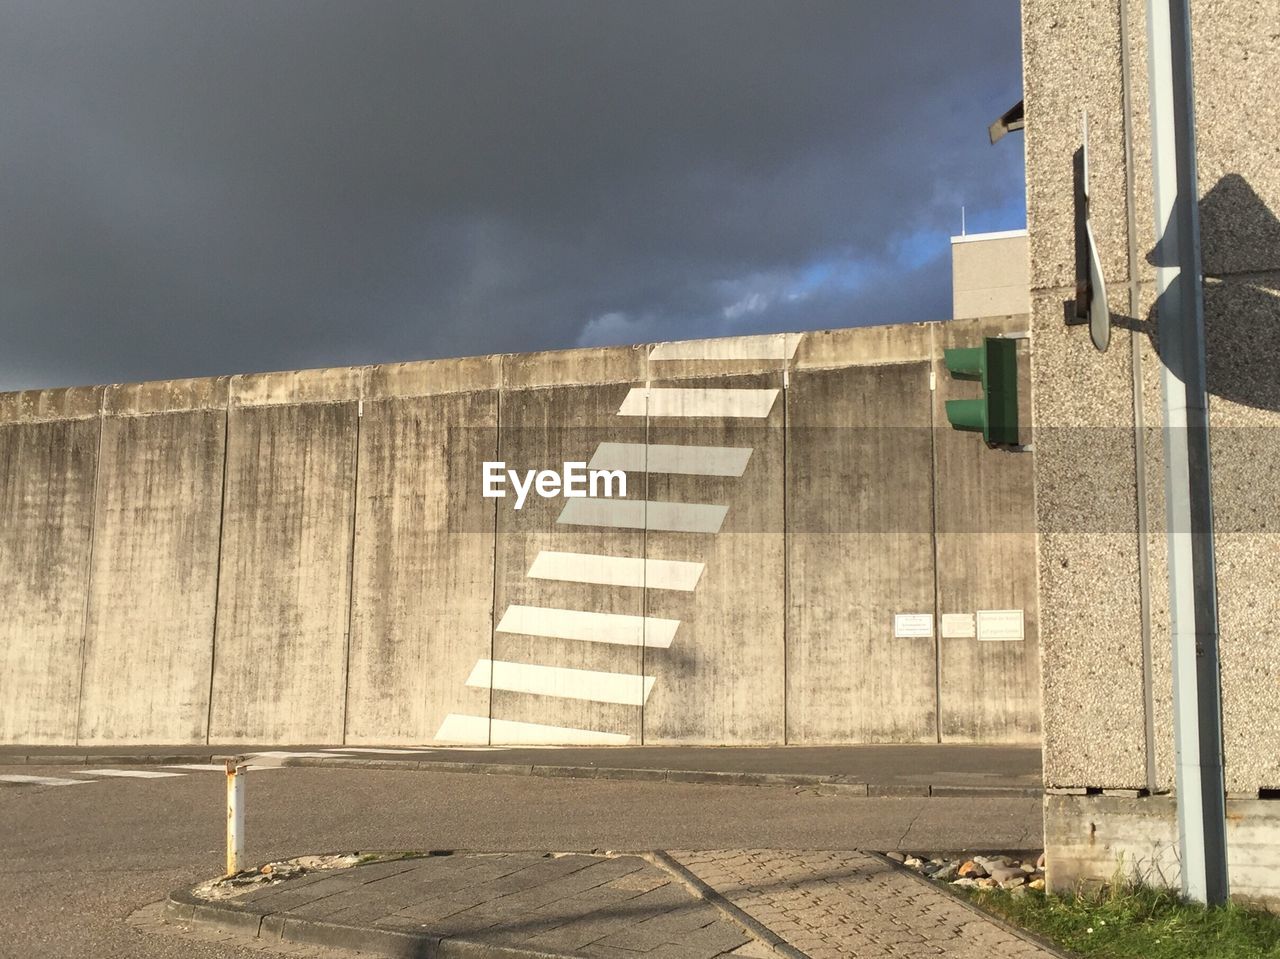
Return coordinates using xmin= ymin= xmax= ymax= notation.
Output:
xmin=957 ymin=884 xmax=1280 ymax=958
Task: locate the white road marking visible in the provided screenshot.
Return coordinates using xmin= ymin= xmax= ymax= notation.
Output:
xmin=648 ymin=333 xmax=801 ymax=361
xmin=164 ymin=764 xmax=282 ymax=772
xmin=496 ymin=604 xmax=679 ymax=649
xmin=466 ymin=659 xmax=655 ymax=706
xmin=588 ymin=442 xmax=753 ymax=477
xmin=617 ymin=387 xmax=780 ymax=418
xmin=0 ymin=774 xmax=94 ymax=787
xmin=527 ymin=551 xmax=704 ymax=591
xmin=78 ymin=769 xmax=186 ymax=779
xmin=557 ymin=498 xmax=728 ymax=534
xmin=434 ymin=713 xmax=631 ymax=745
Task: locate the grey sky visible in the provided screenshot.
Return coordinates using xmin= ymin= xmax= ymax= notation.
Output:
xmin=0 ymin=1 xmax=1024 ymax=391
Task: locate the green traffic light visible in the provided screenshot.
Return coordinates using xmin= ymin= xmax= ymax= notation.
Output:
xmin=942 ymin=337 xmax=1018 ymax=446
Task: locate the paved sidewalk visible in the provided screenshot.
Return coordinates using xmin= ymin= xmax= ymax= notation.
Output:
xmin=670 ymin=850 xmax=1058 ymax=959
xmin=0 ymin=743 xmax=1043 ymax=796
xmin=165 ymin=852 xmax=763 ymax=958
xmin=159 ymin=849 xmax=1060 ymax=959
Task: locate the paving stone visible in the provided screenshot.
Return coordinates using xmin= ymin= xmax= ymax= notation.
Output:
xmin=672 ymin=850 xmax=1059 ymax=959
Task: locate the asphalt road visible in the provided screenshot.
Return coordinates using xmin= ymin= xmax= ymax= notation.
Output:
xmin=0 ymin=764 xmax=1043 ymax=958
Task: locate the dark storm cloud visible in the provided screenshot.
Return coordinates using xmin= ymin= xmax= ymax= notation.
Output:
xmin=0 ymin=0 xmax=1024 ymax=390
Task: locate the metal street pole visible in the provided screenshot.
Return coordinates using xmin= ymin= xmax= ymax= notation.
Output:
xmin=1145 ymin=0 xmax=1229 ymax=905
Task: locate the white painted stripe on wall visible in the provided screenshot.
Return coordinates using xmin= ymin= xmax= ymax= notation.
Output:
xmin=588 ymin=442 xmax=753 ymax=477
xmin=434 ymin=713 xmax=631 ymax=745
xmin=78 ymin=769 xmax=185 ymax=779
xmin=432 ymin=713 xmax=490 ymax=744
xmin=527 ymin=551 xmax=704 ymax=591
xmin=466 ymin=659 xmax=655 ymax=706
xmin=496 ymin=604 xmax=679 ymax=648
xmin=616 ymin=388 xmax=780 ymax=418
xmin=0 ymin=774 xmax=93 ymax=786
xmin=648 ymin=333 xmax=800 ymax=361
xmin=557 ymin=498 xmax=728 ymax=534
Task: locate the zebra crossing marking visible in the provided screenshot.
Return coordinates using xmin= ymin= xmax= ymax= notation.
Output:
xmin=466 ymin=659 xmax=655 ymax=706
xmin=496 ymin=604 xmax=680 ymax=649
xmin=616 ymin=387 xmax=779 ymax=418
xmin=526 ymin=551 xmax=704 ymax=591
xmin=587 ymin=442 xmax=753 ymax=477
xmin=557 ymin=498 xmax=728 ymax=533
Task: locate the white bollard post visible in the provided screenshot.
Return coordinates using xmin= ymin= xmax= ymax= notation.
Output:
xmin=226 ymin=758 xmax=246 ymax=877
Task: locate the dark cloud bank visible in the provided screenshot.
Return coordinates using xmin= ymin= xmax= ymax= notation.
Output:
xmin=0 ymin=1 xmax=1024 ymax=391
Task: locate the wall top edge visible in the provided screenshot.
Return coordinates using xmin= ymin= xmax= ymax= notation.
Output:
xmin=950 ymin=228 xmax=1029 ymax=244
xmin=0 ymin=316 xmax=1029 ymax=419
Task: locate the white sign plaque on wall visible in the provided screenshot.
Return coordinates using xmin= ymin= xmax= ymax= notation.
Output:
xmin=941 ymin=613 xmax=977 ymax=639
xmin=977 ymin=609 xmax=1025 ymax=642
xmin=894 ymin=613 xmax=934 ymax=638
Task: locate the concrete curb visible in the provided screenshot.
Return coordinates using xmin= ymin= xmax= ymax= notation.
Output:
xmin=646 ymin=851 xmax=809 ymax=959
xmin=866 ymin=852 xmax=1078 ymax=959
xmin=164 ymin=885 xmax=592 ymax=959
xmin=0 ymin=753 xmax=220 ymax=766
xmin=4 ymin=750 xmax=1042 ymax=797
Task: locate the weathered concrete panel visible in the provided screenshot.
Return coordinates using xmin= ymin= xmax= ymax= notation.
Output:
xmin=103 ymin=376 xmax=229 ymax=416
xmin=77 ymin=410 xmax=226 ymax=744
xmin=792 ymin=323 xmax=935 ymax=371
xmin=0 ymin=385 xmax=102 ymax=424
xmin=644 ymin=332 xmax=798 ymax=380
xmin=368 ymin=355 xmax=501 ymax=399
xmin=208 ymin=403 xmax=357 ymax=743
xmin=345 ymin=390 xmax=498 ymax=744
xmin=644 ymin=373 xmax=786 ymax=745
xmin=786 ymin=363 xmax=936 ymax=743
xmin=0 ymin=418 xmax=100 ymax=743
xmin=488 ymin=384 xmax=646 ymax=743
xmin=1045 ymin=794 xmax=1280 ymax=909
xmin=502 ymin=345 xmax=647 ymax=390
xmin=232 ymin=367 xmax=363 ymax=408
xmin=933 ymin=319 xmax=1040 ymax=744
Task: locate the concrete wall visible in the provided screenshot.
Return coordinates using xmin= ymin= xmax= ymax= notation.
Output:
xmin=786 ymin=360 xmax=936 ymax=743
xmin=1023 ymin=0 xmax=1280 ymax=904
xmin=78 ymin=380 xmax=228 ymax=744
xmin=0 ymin=318 xmax=1039 ymax=747
xmin=209 ymin=372 xmax=360 ymax=743
xmin=0 ymin=388 xmax=101 ymax=744
xmin=951 ymin=230 xmax=1031 ymax=320
xmin=345 ymin=361 xmax=499 ymax=745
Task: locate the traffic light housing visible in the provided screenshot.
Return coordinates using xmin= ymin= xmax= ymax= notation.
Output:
xmin=943 ymin=337 xmax=1019 ymax=447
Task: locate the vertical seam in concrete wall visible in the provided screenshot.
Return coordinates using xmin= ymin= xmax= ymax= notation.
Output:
xmin=781 ymin=365 xmax=790 ymax=745
xmin=340 ymin=388 xmax=364 ymax=745
xmin=487 ymin=382 xmax=502 ymax=746
xmin=205 ymin=387 xmax=234 ymax=744
xmin=1120 ymin=0 xmax=1159 ymax=794
xmin=72 ymin=395 xmax=106 ymax=745
xmin=927 ymin=325 xmax=943 ymax=744
xmin=640 ymin=371 xmax=650 ymax=744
